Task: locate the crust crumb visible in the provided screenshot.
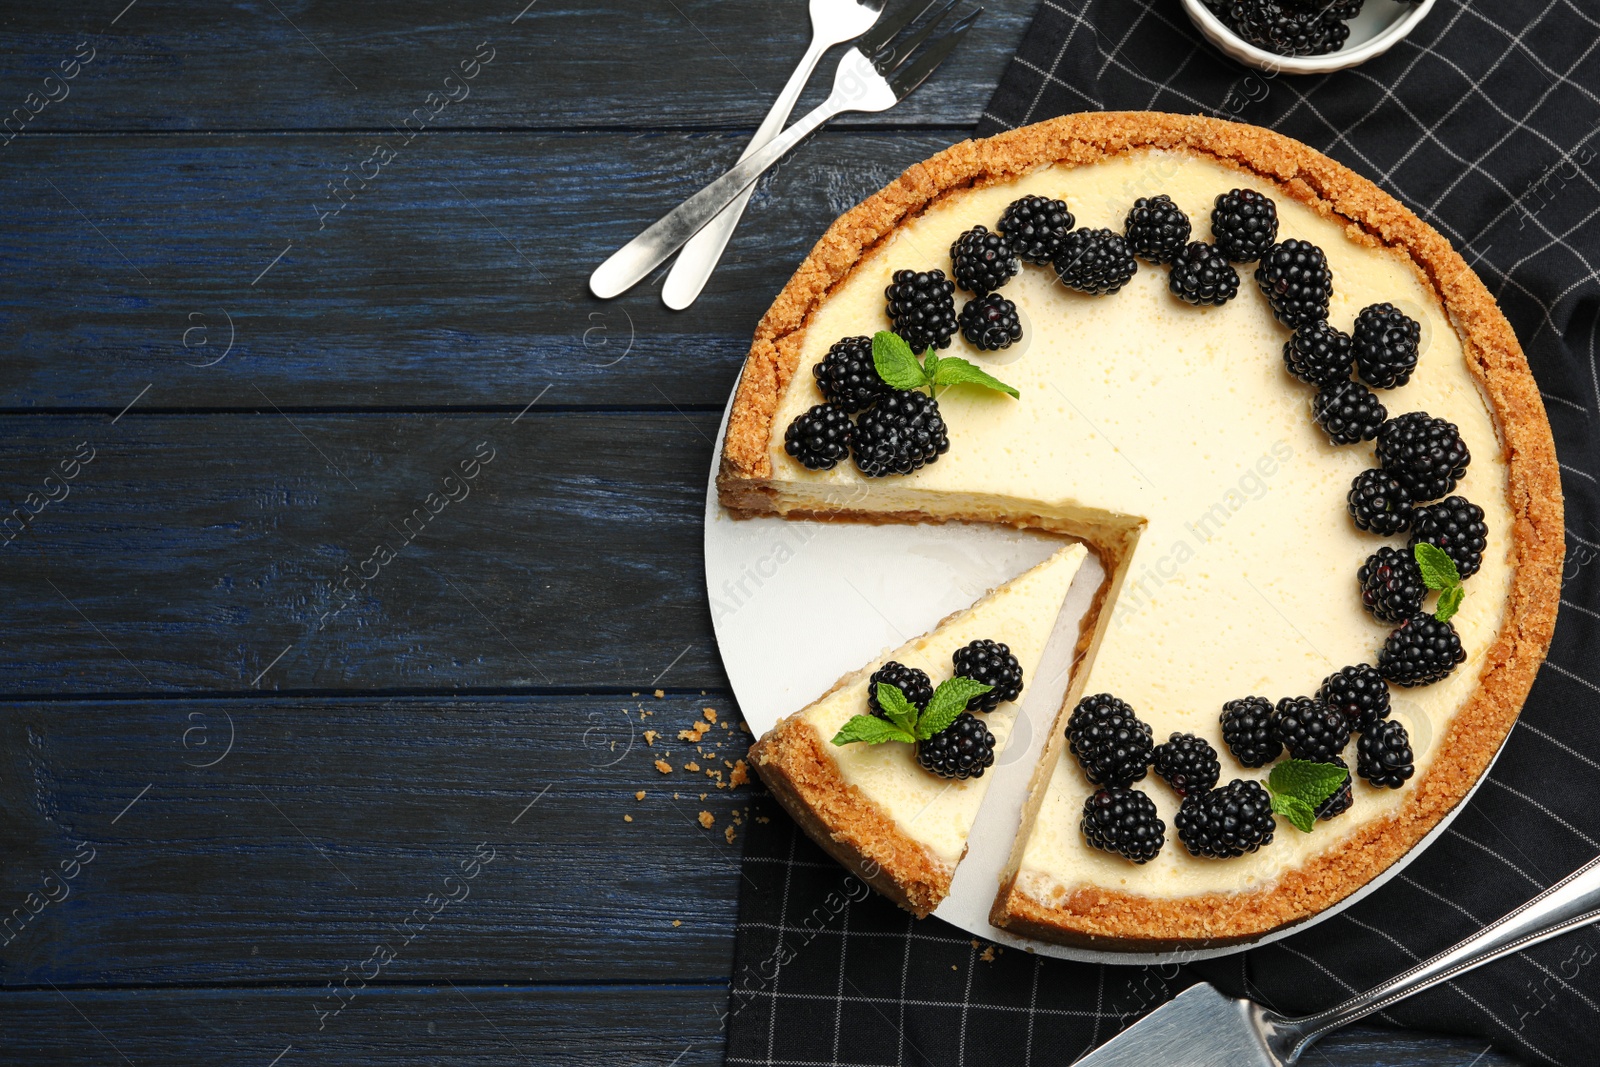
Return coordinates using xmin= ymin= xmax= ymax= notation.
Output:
xmin=644 ymin=730 xmax=658 ymax=746
xmin=730 ymin=759 xmax=750 ymax=787
xmin=624 ymin=814 xmax=633 ymax=823
xmin=654 ymin=759 xmax=672 ymax=775
xmin=635 ymin=790 xmax=646 ymax=801
xmin=704 ymin=708 xmax=718 ymax=722
xmin=725 ymin=825 xmax=737 ymax=844
xmin=698 ymin=810 xmax=715 ymax=829
xmin=685 ymin=761 xmax=701 ymax=772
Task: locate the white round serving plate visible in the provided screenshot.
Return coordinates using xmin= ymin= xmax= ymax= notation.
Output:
xmin=1181 ymin=0 xmax=1435 ymax=75
xmin=705 ymin=389 xmax=1508 ymax=964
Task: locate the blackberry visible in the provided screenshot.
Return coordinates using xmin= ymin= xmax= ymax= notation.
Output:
xmin=1409 ymin=495 xmax=1488 ymax=579
xmin=1274 ymin=696 xmax=1351 ymax=762
xmin=998 ymin=195 xmax=1075 ymax=265
xmin=1376 ymin=412 xmax=1471 ymax=502
xmin=1124 ymin=194 xmax=1192 ymax=264
xmin=1347 ymin=469 xmax=1414 ymax=536
xmin=1052 ymin=228 xmax=1138 ymax=296
xmin=783 ymin=403 xmax=852 ymax=471
xmin=1315 ymin=756 xmax=1354 ymax=820
xmin=1221 ymin=696 xmax=1283 ymax=767
xmin=952 ymin=638 xmax=1024 ymax=711
xmin=1152 ymin=732 xmax=1221 ymax=797
xmin=1210 ymin=189 xmax=1279 ymax=262
xmin=1256 ymin=239 xmax=1334 ymax=328
xmin=1379 ymin=614 xmax=1466 ymax=687
xmin=949 ymin=225 xmax=1020 ymax=294
xmin=1282 ymin=320 xmax=1352 ymax=386
xmin=1318 ymin=664 xmax=1391 ymax=732
xmin=1228 ymin=1 xmax=1348 ymax=56
xmin=958 ymin=293 xmax=1024 ymax=351
xmin=1175 ymin=779 xmax=1276 ymax=858
xmin=1313 ymin=379 xmax=1387 ymax=445
xmin=1357 ymin=718 xmax=1415 ymax=788
xmin=1082 ymin=787 xmax=1166 ymax=863
xmin=813 ymin=335 xmax=887 ymax=413
xmin=1168 ymin=242 xmax=1241 ymax=306
xmin=1359 ymin=546 xmax=1427 ymax=624
xmin=884 ymin=269 xmax=958 ymax=352
xmin=1066 ymin=693 xmax=1154 ymax=788
xmin=1353 ymin=302 xmax=1421 ymax=389
xmin=916 ymin=711 xmax=995 ymax=780
xmin=866 ymin=661 xmax=933 ymax=719
xmin=852 ymin=390 xmax=949 ymax=478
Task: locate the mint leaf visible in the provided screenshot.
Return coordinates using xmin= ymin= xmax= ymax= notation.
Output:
xmin=1413 ymin=542 xmax=1461 ymax=591
xmin=1271 ymin=792 xmax=1317 ymax=834
xmin=1268 ymin=759 xmax=1349 ymax=809
xmin=872 ymin=331 xmax=929 ymax=391
xmin=929 ymin=355 xmax=1020 ymax=399
xmin=1435 ymin=583 xmax=1465 ymax=623
xmin=874 ymin=682 xmax=920 ymax=736
xmin=915 ymin=676 xmax=993 ymax=739
xmin=921 ymin=349 xmax=941 ymax=389
xmin=832 ymin=714 xmax=916 ymax=747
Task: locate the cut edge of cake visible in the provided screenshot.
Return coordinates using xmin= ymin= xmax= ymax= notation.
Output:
xmin=749 ymin=541 xmax=1088 ymax=918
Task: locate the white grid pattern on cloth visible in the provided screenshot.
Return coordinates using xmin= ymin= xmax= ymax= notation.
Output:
xmin=724 ymin=2 xmax=1600 ymax=1065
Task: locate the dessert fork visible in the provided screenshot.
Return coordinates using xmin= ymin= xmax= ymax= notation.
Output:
xmin=661 ymin=0 xmax=888 ymax=311
xmin=1071 ymin=850 xmax=1600 ymax=1066
xmin=589 ymin=0 xmax=980 ymax=301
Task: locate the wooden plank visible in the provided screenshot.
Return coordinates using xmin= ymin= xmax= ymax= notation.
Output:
xmin=0 ymin=694 xmax=752 ymax=985
xmin=0 ymin=0 xmax=1029 ymax=133
xmin=0 ymin=982 xmax=1526 ymax=1067
xmin=0 ymin=984 xmax=733 ymax=1066
xmin=0 ymin=413 xmax=730 ymax=693
xmin=0 ymin=131 xmax=955 ymax=410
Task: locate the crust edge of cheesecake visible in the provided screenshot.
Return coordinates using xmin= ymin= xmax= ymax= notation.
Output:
xmin=750 ymin=716 xmax=954 ymax=918
xmin=719 ymin=111 xmax=1564 ymax=946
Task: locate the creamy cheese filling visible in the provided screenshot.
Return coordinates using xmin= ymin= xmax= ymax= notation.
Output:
xmin=801 ymin=543 xmax=1086 ymax=868
xmin=763 ymin=150 xmax=1514 ymax=902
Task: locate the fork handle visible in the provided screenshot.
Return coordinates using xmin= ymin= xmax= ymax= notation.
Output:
xmin=1277 ymin=851 xmax=1600 ymax=1061
xmin=588 ymin=95 xmax=847 ymax=300
xmin=661 ymin=36 xmax=830 ymax=310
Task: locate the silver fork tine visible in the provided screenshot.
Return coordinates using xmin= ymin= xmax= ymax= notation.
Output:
xmin=889 ymin=7 xmax=981 ymax=96
xmin=874 ymin=0 xmax=961 ymax=74
xmin=854 ymin=0 xmax=940 ymax=58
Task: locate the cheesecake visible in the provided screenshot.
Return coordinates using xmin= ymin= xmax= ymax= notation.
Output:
xmin=751 ymin=542 xmax=1086 ymax=916
xmin=723 ymin=113 xmax=1562 ymax=948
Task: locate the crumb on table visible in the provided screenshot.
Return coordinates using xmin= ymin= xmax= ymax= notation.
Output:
xmin=654 ymin=759 xmax=672 ymax=774
xmin=698 ymin=810 xmax=714 ymax=829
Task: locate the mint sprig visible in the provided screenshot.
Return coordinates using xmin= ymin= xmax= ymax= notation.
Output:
xmin=1414 ymin=542 xmax=1465 ymax=623
xmin=1266 ymin=759 xmax=1350 ymax=833
xmin=871 ymin=331 xmax=1019 ymax=400
xmin=831 ymin=676 xmax=995 ymax=748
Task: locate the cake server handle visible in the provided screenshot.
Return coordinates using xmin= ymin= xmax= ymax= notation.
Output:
xmin=1269 ymin=851 xmax=1600 ymax=1062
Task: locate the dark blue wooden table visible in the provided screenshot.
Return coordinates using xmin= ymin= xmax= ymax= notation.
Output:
xmin=0 ymin=2 xmax=1525 ymax=1063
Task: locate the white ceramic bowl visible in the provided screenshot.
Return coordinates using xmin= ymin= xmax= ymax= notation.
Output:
xmin=1181 ymin=0 xmax=1435 ymax=75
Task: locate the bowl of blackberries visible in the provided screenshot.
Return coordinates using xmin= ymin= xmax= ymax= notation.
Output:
xmin=1184 ymin=0 xmax=1434 ymax=74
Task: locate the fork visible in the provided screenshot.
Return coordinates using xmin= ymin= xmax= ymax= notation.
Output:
xmin=588 ymin=0 xmax=980 ymax=301
xmin=660 ymin=0 xmax=888 ymax=311
xmin=1071 ymin=849 xmax=1600 ymax=1066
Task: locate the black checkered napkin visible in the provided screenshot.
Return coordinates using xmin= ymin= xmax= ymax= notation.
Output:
xmin=726 ymin=3 xmax=1600 ymax=1064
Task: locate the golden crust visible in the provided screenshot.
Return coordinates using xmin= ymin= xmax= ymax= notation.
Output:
xmin=720 ymin=112 xmax=1564 ymax=947
xmin=749 ymin=717 xmax=952 ymax=918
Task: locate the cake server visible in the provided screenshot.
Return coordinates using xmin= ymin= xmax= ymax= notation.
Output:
xmin=1070 ymin=849 xmax=1600 ymax=1066
xmin=589 ymin=0 xmax=980 ymax=301
xmin=660 ymin=0 xmax=888 ymax=311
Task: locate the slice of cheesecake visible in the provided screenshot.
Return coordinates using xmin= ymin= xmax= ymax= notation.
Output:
xmin=750 ymin=542 xmax=1087 ymax=917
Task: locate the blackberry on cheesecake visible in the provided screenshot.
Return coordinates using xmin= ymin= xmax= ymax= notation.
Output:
xmin=1067 ymin=693 xmax=1154 ymax=787
xmin=1082 ymin=787 xmax=1166 ymax=863
xmin=952 ymin=638 xmax=1023 ymax=711
xmin=1210 ymin=188 xmax=1278 ymax=261
xmin=998 ymin=195 xmax=1075 ymax=265
xmin=1176 ymin=779 xmax=1276 ymax=858
xmin=1124 ymin=194 xmax=1191 ymax=264
xmin=884 ymin=269 xmax=958 ymax=352
xmin=1053 ymin=228 xmax=1138 ymax=295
